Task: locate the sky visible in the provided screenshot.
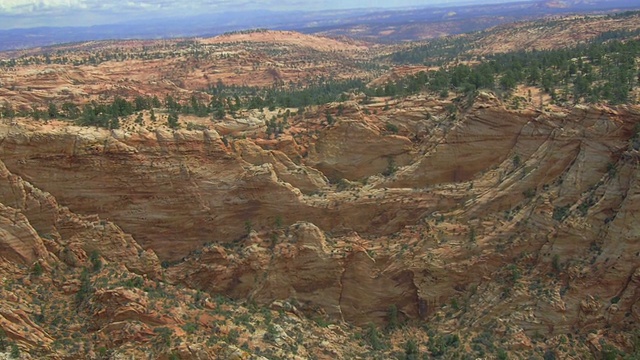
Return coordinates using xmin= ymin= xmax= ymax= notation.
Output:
xmin=0 ymin=0 xmax=520 ymax=29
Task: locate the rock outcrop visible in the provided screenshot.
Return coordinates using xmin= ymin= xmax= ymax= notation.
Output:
xmin=233 ymin=139 xmax=328 ymax=193
xmin=308 ymin=119 xmax=414 ymax=181
xmin=168 ymin=222 xmax=421 ymax=326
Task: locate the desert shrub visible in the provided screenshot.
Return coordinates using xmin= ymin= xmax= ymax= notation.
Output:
xmin=552 ymin=205 xmax=570 ymax=222
xmin=385 ymin=122 xmax=399 ymax=134
xmin=364 ymin=323 xmax=386 ymax=350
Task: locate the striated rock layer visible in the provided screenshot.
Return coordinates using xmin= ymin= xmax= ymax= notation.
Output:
xmin=0 ymin=122 xmax=457 ymax=261
xmin=0 ymin=98 xmax=639 ymax=358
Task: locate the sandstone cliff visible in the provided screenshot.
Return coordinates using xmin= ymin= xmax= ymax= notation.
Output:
xmin=0 ymin=96 xmax=639 ymax=358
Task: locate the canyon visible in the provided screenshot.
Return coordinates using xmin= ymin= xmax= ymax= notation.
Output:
xmin=0 ymin=13 xmax=639 ymax=360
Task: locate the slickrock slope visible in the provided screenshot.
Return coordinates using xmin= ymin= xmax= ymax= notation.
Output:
xmin=0 ymin=156 xmax=161 ymax=357
xmin=0 ymin=30 xmax=373 ymax=112
xmin=201 ymin=30 xmax=368 ymax=52
xmin=470 ymin=12 xmax=640 ymax=54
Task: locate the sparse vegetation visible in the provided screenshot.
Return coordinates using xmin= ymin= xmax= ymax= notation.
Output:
xmin=386 ymin=304 xmax=399 ymax=332
xmin=552 ymin=254 xmax=561 ymax=273
xmin=522 ymin=188 xmax=536 ymax=199
xmin=32 ymin=262 xmax=43 ymax=276
xmin=0 ymin=329 xmax=8 ymax=351
xmin=89 ymin=250 xmax=102 ymax=272
xmin=363 ymin=323 xmax=387 ymax=350
xmin=385 ymin=122 xmax=399 ymax=134
xmin=382 ymin=158 xmax=398 ymax=177
xmin=553 ymin=205 xmax=571 ymax=222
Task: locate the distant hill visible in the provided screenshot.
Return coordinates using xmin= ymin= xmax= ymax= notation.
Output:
xmin=0 ymin=0 xmax=638 ymax=51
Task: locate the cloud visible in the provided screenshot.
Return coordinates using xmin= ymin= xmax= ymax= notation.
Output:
xmin=0 ymin=0 xmax=271 ymax=15
xmin=0 ymin=0 xmax=439 ymax=29
xmin=0 ymin=0 xmax=84 ymax=14
xmin=0 ymin=0 xmax=160 ymax=15
xmin=0 ymin=0 xmax=265 ymax=28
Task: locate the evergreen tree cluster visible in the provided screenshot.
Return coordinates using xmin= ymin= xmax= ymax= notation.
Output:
xmin=386 ymin=36 xmax=474 ymax=66
xmin=20 ymin=94 xmax=217 ymax=129
xmin=77 ymin=97 xmax=133 ymax=129
xmin=0 ymin=41 xmax=218 ymax=68
xmin=207 ymin=77 xmax=366 ymax=110
xmin=379 ymin=36 xmax=640 ymax=104
xmin=265 ymin=116 xmax=286 ymax=138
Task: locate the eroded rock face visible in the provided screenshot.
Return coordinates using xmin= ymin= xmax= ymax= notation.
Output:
xmin=0 ymin=158 xmax=161 ymax=277
xmin=339 ymin=252 xmax=420 ymax=324
xmin=307 ymin=119 xmax=414 ymax=181
xmin=233 ymin=139 xmax=328 ymax=193
xmin=0 ymin=123 xmax=458 ymax=261
xmin=0 ymin=161 xmax=52 ymax=265
xmin=167 ymin=222 xmax=421 ymax=326
xmin=388 ymin=101 xmax=634 ymax=190
xmin=0 ymin=157 xmax=167 ymax=358
xmin=0 ymin=304 xmax=54 ymax=352
xmin=0 ymin=204 xmax=49 ymax=265
xmin=91 ymin=287 xmax=177 ymax=337
xmin=0 ymin=99 xmax=639 ymax=358
xmin=0 ymin=125 xmax=307 ymax=261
